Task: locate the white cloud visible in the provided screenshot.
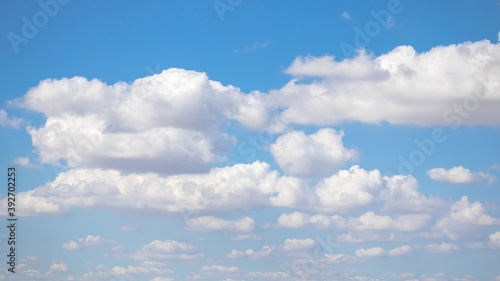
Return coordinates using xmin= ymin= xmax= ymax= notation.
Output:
xmin=185 ymin=216 xmax=256 ymax=232
xmin=427 ymin=166 xmax=497 ymax=184
xmin=324 ymin=253 xmax=344 ymax=263
xmin=230 ymin=234 xmax=263 ymax=240
xmin=2 ymin=161 xmax=302 ymax=216
xmin=488 ymin=231 xmax=500 ymax=247
xmin=244 ymin=245 xmax=275 ymax=260
xmin=341 ymin=11 xmax=351 ymax=20
xmin=434 ymin=196 xmax=500 ymax=240
xmin=150 ymin=278 xmax=174 ymax=281
xmin=113 ymin=262 xmax=174 ymax=276
xmin=268 ymin=38 xmax=500 ymax=127
xmin=490 ymin=164 xmax=500 ymax=171
xmin=270 ymin=128 xmax=358 ymax=177
xmin=119 ymin=224 xmax=140 ymax=231
xmin=336 ymin=232 xmax=398 ymax=243
xmin=227 ymin=249 xmax=246 ymax=259
xmin=0 ymin=162 xmax=441 ymax=218
xmin=355 ymin=247 xmax=384 ymax=258
xmin=13 ymin=157 xmax=39 ymax=169
xmin=424 ymin=242 xmax=460 ymax=253
xmin=355 ymin=245 xmax=411 ymax=258
xmin=228 ymin=238 xmax=315 ymax=261
xmin=63 ymin=235 xmax=116 ymax=250
xmin=50 ymin=262 xmax=69 ymax=272
xmin=20 ymin=256 xmax=39 ymax=262
xmin=14 ymin=69 xmax=270 ymax=174
xmin=199 ymin=265 xmax=239 ymax=273
xmin=387 ymin=245 xmax=412 ymax=256
xmin=277 ymin=211 xmax=431 ymax=232
xmin=0 ymin=109 xmax=23 ymax=129
xmin=282 ymin=238 xmax=316 ymax=251
xmin=313 ymin=165 xmax=382 ymax=212
xmin=118 ymin=240 xmax=202 ymax=261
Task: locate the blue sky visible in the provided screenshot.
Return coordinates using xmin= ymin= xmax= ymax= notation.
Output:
xmin=1 ymin=0 xmax=500 ymax=280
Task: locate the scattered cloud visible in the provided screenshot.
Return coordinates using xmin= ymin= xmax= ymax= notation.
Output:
xmin=355 ymin=245 xmax=411 ymax=258
xmin=185 ymin=216 xmax=256 ymax=232
xmin=427 ymin=166 xmax=497 ymax=184
xmin=63 ymin=235 xmax=116 ymax=251
xmin=50 ymin=262 xmax=69 ymax=272
xmin=113 ymin=261 xmax=174 ymax=276
xmin=433 ymin=196 xmax=500 ymax=240
xmin=424 ymin=242 xmax=460 ymax=253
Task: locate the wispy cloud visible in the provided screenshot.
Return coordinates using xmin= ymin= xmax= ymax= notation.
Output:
xmin=0 ymin=109 xmax=23 ymax=129
xmin=341 ymin=11 xmax=351 ymax=20
xmin=234 ymin=41 xmax=268 ymax=53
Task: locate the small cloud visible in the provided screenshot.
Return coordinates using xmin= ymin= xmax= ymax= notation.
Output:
xmin=63 ymin=235 xmax=117 ymax=251
xmin=424 ymin=242 xmax=460 ymax=253
xmin=20 ymin=256 xmax=39 ymax=262
xmin=234 ymin=41 xmax=268 ymax=53
xmin=13 ymin=157 xmax=40 ymax=169
xmin=231 ymin=234 xmax=263 ymax=241
xmin=281 ymin=238 xmax=316 ymax=251
xmin=386 ymin=16 xmax=395 ymax=28
xmin=341 ymin=11 xmax=351 ymax=20
xmin=355 ymin=247 xmax=384 ymax=258
xmin=119 ymin=224 xmax=140 ymax=231
xmin=185 ymin=216 xmax=256 ymax=232
xmin=0 ymin=109 xmax=23 ymax=129
xmin=490 ymin=164 xmax=500 ymax=171
xmin=50 ymin=262 xmax=69 ymax=272
xmin=427 ymin=166 xmax=497 ymax=184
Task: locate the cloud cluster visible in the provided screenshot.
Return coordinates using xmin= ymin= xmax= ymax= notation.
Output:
xmin=15 ymin=69 xmax=269 ymax=174
xmin=268 ymin=38 xmax=500 ymax=127
xmin=433 ymin=196 xmax=500 ymax=240
xmin=2 ymin=162 xmax=441 ymax=217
